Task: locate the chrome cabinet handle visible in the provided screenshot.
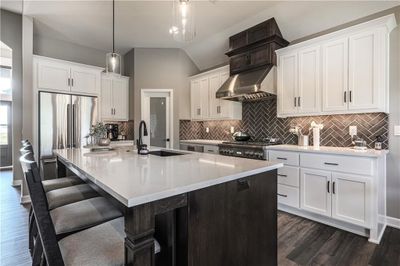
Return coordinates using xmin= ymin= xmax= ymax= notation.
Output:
xmin=344 ymin=91 xmax=347 ymax=103
xmin=277 ymin=174 xmax=287 ymax=177
xmin=71 ymin=78 xmax=74 ymax=87
xmin=327 ymin=181 xmax=330 ymax=193
xmin=197 ymin=108 xmax=201 ymax=115
xmin=324 ymin=162 xmax=339 ymax=166
xmin=349 ymin=91 xmax=352 ymax=103
xmin=278 ymin=193 xmax=288 ymax=198
xmin=68 ymin=78 xmax=70 ymax=87
xmin=111 ymin=108 xmax=113 ymax=115
xmin=298 ymin=97 xmax=301 ymax=107
xmin=294 ymin=97 xmax=297 ymax=107
xmin=333 ymin=181 xmax=336 ymax=194
xmin=276 ymin=157 xmax=287 ymax=160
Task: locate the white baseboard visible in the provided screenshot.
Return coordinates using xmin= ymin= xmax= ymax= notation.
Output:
xmin=386 ymin=216 xmax=400 ymax=229
xmin=12 ymin=180 xmax=22 ymax=187
xmin=20 ymin=195 xmax=31 ymax=204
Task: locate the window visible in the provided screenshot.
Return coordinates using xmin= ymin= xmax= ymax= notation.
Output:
xmin=0 ymin=66 xmax=12 ymax=96
xmin=0 ymin=105 xmax=8 ymax=145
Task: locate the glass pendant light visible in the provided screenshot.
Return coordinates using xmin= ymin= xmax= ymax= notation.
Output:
xmin=106 ymin=0 xmax=121 ymax=75
xmin=169 ymin=0 xmax=196 ymax=42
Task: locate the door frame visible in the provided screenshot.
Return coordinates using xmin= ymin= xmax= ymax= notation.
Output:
xmin=0 ymin=100 xmax=12 ymax=168
xmin=140 ymin=89 xmax=174 ymax=149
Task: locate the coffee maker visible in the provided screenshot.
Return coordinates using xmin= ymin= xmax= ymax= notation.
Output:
xmin=106 ymin=124 xmax=119 ymax=141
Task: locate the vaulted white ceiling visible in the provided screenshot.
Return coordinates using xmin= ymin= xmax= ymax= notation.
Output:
xmin=2 ymin=1 xmax=399 ymax=70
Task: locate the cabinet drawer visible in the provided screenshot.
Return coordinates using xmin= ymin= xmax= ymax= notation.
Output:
xmin=278 ymin=184 xmax=299 ymax=208
xmin=300 ymin=153 xmax=374 ymax=176
xmin=278 ymin=166 xmax=299 ymax=187
xmin=203 ymin=145 xmax=219 ymax=154
xmin=269 ymin=150 xmax=299 ymax=166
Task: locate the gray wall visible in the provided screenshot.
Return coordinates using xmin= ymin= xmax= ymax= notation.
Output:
xmin=387 ymin=9 xmax=400 ymax=219
xmin=1 ymin=9 xmax=24 ymax=191
xmin=133 ymin=48 xmax=199 ymax=148
xmin=33 ymin=35 xmax=108 ymax=68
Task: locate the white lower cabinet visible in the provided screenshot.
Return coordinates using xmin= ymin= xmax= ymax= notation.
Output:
xmin=270 ymin=148 xmax=386 ymax=243
xmin=300 ymin=168 xmax=332 ymax=217
xmin=331 ymin=173 xmax=370 ymax=227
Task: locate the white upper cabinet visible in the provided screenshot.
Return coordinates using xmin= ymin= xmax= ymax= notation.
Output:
xmin=190 ymin=66 xmax=242 ymax=121
xmin=70 ymin=66 xmax=100 ymax=95
xmin=190 ymin=79 xmax=203 ymax=120
xmin=37 ymin=60 xmax=71 ymax=92
xmin=276 ymin=14 xmax=396 ymax=117
xmin=34 ymin=56 xmax=102 ymax=95
xmin=101 ymin=75 xmax=129 ymax=122
xmin=278 ymin=52 xmax=298 ymax=115
xmin=322 ymin=37 xmax=348 ymax=112
xmin=348 ymin=29 xmax=383 ymax=111
xmin=298 ymin=46 xmax=320 ymax=114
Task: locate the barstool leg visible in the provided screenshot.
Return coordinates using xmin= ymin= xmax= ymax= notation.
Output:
xmin=32 ymin=236 xmax=43 ymax=266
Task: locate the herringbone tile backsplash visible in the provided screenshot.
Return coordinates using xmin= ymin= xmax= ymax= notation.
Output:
xmin=179 ymin=99 xmax=389 ymax=149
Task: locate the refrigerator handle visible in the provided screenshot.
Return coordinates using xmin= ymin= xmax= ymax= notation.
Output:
xmin=67 ymin=104 xmax=71 ymax=148
xmin=72 ymin=104 xmax=76 ymax=148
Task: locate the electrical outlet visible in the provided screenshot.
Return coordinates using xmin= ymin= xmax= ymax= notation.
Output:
xmin=349 ymin=126 xmax=357 ymax=136
xmin=206 ymin=127 xmax=210 ymax=133
xmin=394 ymin=125 xmax=400 ymax=136
xmin=230 ymin=126 xmax=235 ymax=134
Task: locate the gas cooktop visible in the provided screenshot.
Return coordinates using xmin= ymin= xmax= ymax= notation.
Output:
xmin=219 ymin=138 xmax=281 ymax=160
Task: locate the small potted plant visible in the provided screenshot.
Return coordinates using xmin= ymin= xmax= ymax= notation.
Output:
xmin=89 ymin=123 xmax=110 ymax=146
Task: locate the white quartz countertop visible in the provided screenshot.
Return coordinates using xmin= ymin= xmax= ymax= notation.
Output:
xmin=54 ymin=147 xmax=282 ymax=207
xmin=180 ymin=139 xmax=225 ymax=146
xmin=266 ymin=144 xmax=388 ymax=158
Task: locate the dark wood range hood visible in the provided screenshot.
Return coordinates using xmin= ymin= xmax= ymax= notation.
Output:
xmin=216 ymin=18 xmax=289 ymax=102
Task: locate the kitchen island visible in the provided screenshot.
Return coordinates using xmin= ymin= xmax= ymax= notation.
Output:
xmin=54 ymin=147 xmax=283 ymax=266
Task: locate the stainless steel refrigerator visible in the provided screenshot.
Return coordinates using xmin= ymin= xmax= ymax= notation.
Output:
xmin=39 ymin=91 xmax=98 ymax=179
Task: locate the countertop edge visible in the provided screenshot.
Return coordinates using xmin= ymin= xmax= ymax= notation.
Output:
xmin=54 ymin=149 xmax=283 ymax=208
xmin=265 ymin=145 xmax=388 ymax=158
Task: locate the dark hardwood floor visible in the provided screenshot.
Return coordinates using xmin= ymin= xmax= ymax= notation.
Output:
xmin=0 ymin=170 xmax=31 ymax=266
xmin=1 ymin=169 xmax=399 ymax=266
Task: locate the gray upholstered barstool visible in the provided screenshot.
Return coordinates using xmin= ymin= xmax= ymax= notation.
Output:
xmin=26 ymin=164 xmax=160 ymax=266
xmin=21 ymin=155 xmax=125 ymax=265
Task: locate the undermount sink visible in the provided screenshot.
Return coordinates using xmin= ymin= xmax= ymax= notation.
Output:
xmin=148 ymin=150 xmax=187 ymax=157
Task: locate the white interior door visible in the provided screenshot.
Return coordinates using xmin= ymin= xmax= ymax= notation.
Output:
xmin=141 ymin=90 xmax=173 ymax=149
xmin=300 ymin=168 xmax=332 ymax=217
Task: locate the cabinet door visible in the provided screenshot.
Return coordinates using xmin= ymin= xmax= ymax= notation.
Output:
xmin=199 ymin=77 xmax=210 ymax=119
xmin=331 ymin=173 xmax=370 ymax=227
xmin=322 ymin=37 xmax=348 ymax=112
xmin=112 ymin=78 xmax=129 ymax=121
xmin=100 ymin=78 xmax=114 ymax=120
xmin=348 ymin=30 xmax=380 ymax=111
xmin=300 ymin=168 xmax=332 ymax=217
xmin=278 ymin=52 xmax=298 ymax=115
xmin=298 ymin=46 xmax=320 ymax=114
xmin=208 ymin=73 xmax=222 ymax=119
xmin=70 ymin=66 xmax=99 ymax=95
xmin=37 ymin=60 xmax=70 ymax=92
xmin=190 ymin=79 xmax=202 ymax=120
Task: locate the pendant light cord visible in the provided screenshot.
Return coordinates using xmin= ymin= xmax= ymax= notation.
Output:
xmin=112 ymin=0 xmax=115 ymax=53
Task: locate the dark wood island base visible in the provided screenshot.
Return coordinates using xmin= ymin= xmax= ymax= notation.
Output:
xmin=124 ymin=170 xmax=278 ymax=266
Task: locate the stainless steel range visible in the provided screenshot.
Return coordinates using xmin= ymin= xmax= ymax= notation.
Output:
xmin=219 ymin=138 xmax=281 ymax=160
